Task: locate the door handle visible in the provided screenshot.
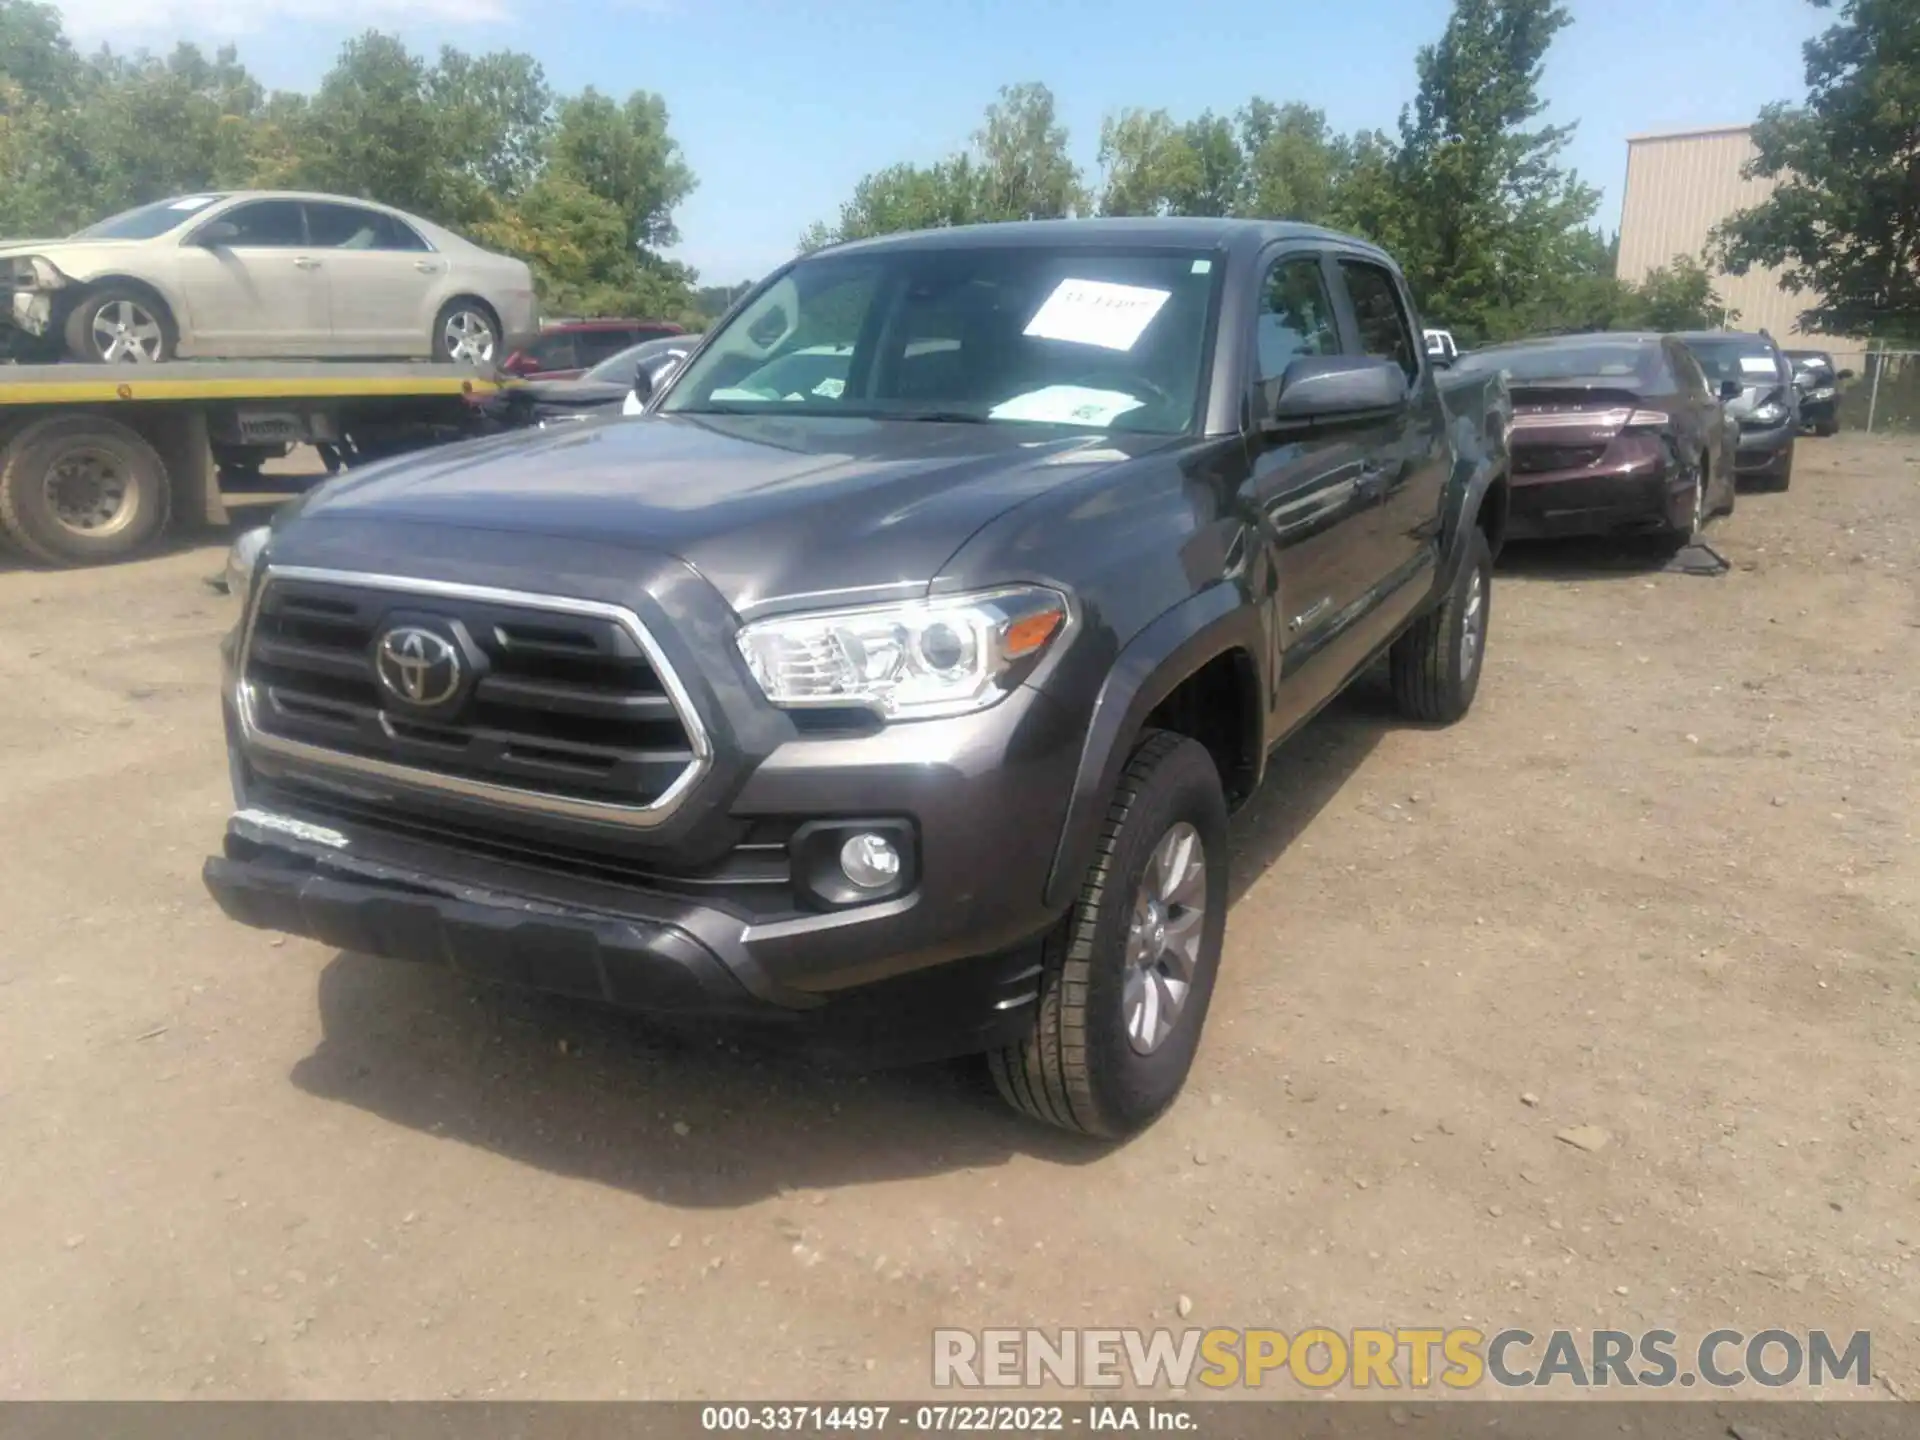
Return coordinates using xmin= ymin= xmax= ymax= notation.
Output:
xmin=414 ymin=261 xmax=441 ymax=273
xmin=293 ymin=257 xmax=321 ymax=270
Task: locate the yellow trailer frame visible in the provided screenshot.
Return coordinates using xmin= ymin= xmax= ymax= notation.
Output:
xmin=0 ymin=362 xmax=505 ymax=568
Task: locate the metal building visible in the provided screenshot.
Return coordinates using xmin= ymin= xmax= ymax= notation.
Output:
xmin=1615 ymin=124 xmax=1819 ymax=343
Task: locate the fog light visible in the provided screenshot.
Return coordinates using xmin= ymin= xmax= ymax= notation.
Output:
xmin=839 ymin=832 xmax=901 ymax=890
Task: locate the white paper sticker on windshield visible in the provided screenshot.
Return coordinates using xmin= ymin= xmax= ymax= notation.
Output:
xmin=989 ymin=385 xmax=1145 ymax=427
xmin=1023 ymin=279 xmax=1171 ymax=352
xmin=812 ymin=378 xmax=845 ymax=398
xmin=1740 ymin=356 xmax=1778 ymax=375
xmin=168 ymin=195 xmax=218 ymax=211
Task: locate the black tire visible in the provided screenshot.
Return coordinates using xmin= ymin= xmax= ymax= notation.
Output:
xmin=62 ymin=285 xmax=177 ymax=364
xmin=1389 ymin=522 xmax=1492 ymax=725
xmin=1658 ymin=451 xmax=1709 ymax=547
xmin=432 ymin=298 xmax=502 ymax=367
xmin=0 ymin=414 xmax=172 ymax=566
xmin=989 ymin=731 xmax=1229 ymax=1138
xmin=1815 ymin=419 xmax=1839 ymax=438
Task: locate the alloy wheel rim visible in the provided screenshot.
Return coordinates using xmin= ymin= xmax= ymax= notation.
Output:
xmin=1123 ymin=821 xmax=1208 ymax=1056
xmin=1461 ymin=564 xmax=1487 ymax=679
xmin=45 ymin=447 xmax=136 ymax=536
xmin=443 ymin=311 xmax=496 ymax=364
xmin=92 ymin=301 xmax=163 ymax=363
xmin=1691 ymin=467 xmax=1706 ymax=536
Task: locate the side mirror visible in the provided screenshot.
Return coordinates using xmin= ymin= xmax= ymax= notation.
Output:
xmin=1262 ymin=356 xmax=1408 ymax=434
xmin=631 ymin=352 xmax=684 ymax=408
xmin=193 ymin=219 xmax=240 ymax=247
xmin=1719 ymin=379 xmax=1743 ymax=401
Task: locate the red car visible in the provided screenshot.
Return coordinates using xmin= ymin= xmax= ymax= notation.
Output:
xmin=501 ymin=318 xmax=687 ymax=379
xmin=1452 ymin=332 xmax=1738 ymax=545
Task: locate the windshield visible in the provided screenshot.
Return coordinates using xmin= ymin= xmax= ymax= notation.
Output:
xmin=660 ymin=244 xmax=1223 ymax=434
xmin=1456 ymin=339 xmax=1656 ymax=385
xmin=1682 ymin=337 xmax=1784 ymax=387
xmin=582 ymin=335 xmax=698 ymax=384
xmin=73 ymin=194 xmax=227 ymax=241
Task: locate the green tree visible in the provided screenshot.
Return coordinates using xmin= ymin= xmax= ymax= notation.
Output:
xmin=427 ymin=47 xmax=552 ymax=201
xmin=1388 ymin=0 xmax=1598 ymax=343
xmin=973 ymin=82 xmax=1085 ymax=220
xmin=296 ymin=33 xmax=475 ymax=220
xmin=799 ymin=156 xmax=987 ymax=248
xmin=547 ymin=88 xmax=695 ymax=252
xmin=1713 ymin=0 xmax=1920 ymax=340
xmin=1237 ymin=101 xmax=1340 ymax=222
xmin=1096 ymin=107 xmax=1192 ymax=216
xmin=1634 ymin=254 xmax=1730 ymax=331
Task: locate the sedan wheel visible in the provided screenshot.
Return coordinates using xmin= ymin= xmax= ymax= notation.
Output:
xmin=88 ymin=300 xmax=166 ymax=363
xmin=439 ymin=306 xmax=499 ymax=366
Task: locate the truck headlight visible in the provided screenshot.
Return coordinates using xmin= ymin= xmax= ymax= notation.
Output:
xmin=1752 ymin=402 xmax=1787 ymax=425
xmin=736 ymin=585 xmax=1071 ymax=720
xmin=224 ymin=525 xmax=269 ymax=602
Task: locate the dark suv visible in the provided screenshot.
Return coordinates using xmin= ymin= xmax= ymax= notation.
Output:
xmin=207 ymin=219 xmax=1510 ymax=1137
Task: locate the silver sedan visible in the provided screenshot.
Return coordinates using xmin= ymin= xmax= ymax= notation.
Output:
xmin=1 ymin=190 xmax=538 ymax=366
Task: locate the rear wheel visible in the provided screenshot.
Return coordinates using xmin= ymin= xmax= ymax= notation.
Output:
xmin=0 ymin=413 xmax=171 ymax=566
xmin=989 ymin=731 xmax=1229 ymax=1138
xmin=433 ymin=299 xmax=501 ymax=367
xmin=1768 ymin=440 xmax=1795 ymax=492
xmin=1389 ymin=524 xmax=1491 ymax=725
xmin=63 ymin=286 xmax=176 ymax=364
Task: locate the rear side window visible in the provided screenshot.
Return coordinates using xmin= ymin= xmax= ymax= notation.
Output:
xmin=1338 ymin=260 xmax=1418 ymax=380
xmin=212 ymin=200 xmax=305 ymax=247
xmin=305 ymin=202 xmax=428 ymax=252
xmin=1255 ymin=254 xmax=1340 ymax=381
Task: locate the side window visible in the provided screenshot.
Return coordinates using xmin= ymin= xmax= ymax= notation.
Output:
xmin=210 ymin=200 xmax=304 ymax=247
xmin=1338 ymin=260 xmax=1418 ymax=380
xmin=306 ymin=202 xmax=430 ymax=252
xmin=1255 ymin=254 xmax=1341 ymax=381
xmin=525 ymin=333 xmax=578 ymax=371
xmin=576 ymin=330 xmax=633 ymax=366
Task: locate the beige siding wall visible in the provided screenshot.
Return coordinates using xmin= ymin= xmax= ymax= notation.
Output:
xmin=1616 ymin=126 xmax=1831 ymax=344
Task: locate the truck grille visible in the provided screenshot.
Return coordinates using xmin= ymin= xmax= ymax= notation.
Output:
xmin=238 ymin=570 xmax=708 ymax=824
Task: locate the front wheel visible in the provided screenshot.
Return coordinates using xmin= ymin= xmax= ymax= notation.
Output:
xmin=63 ymin=287 xmax=176 ymax=364
xmin=433 ymin=299 xmax=501 ymax=367
xmin=1389 ymin=523 xmax=1491 ymax=725
xmin=990 ymin=731 xmax=1229 ymax=1138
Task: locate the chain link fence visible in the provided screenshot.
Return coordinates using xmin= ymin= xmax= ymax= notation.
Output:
xmin=1819 ymin=346 xmax=1920 ymax=435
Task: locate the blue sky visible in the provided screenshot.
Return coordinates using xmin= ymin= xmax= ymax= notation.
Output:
xmin=56 ymin=0 xmax=1827 ymax=284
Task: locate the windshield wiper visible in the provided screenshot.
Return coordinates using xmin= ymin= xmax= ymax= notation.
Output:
xmin=863 ymin=409 xmax=989 ymax=424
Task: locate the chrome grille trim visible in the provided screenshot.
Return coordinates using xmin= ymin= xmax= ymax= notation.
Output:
xmin=235 ymin=565 xmax=712 ymax=830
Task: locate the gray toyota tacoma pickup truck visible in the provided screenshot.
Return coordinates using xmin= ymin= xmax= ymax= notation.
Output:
xmin=206 ymin=218 xmax=1510 ymax=1138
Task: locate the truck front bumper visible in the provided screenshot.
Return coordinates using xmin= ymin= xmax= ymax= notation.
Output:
xmin=204 ymin=826 xmax=1045 ymax=1067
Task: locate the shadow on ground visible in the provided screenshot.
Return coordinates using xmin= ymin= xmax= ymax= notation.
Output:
xmin=288 ymin=688 xmax=1391 ymax=1204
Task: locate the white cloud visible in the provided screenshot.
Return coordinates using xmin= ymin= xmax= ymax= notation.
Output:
xmin=50 ymin=0 xmax=510 ymax=41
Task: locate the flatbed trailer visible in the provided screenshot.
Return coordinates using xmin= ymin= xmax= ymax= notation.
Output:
xmin=0 ymin=361 xmax=503 ymax=568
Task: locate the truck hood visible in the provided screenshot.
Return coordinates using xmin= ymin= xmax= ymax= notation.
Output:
xmin=285 ymin=412 xmax=1151 ymax=615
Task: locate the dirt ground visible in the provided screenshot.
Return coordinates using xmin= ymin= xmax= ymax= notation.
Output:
xmin=0 ymin=435 xmax=1915 ymax=1403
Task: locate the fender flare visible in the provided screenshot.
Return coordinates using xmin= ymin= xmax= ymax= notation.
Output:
xmin=1042 ymin=583 xmax=1265 ymax=911
xmin=1434 ymin=412 xmax=1510 ymax=597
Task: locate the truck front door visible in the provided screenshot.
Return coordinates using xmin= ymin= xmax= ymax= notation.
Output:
xmin=1237 ymin=247 xmax=1385 ymax=730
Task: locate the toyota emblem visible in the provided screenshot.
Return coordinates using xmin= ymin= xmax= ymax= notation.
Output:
xmin=375 ymin=625 xmax=462 ymax=708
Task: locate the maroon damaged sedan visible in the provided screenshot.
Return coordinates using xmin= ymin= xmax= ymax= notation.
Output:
xmin=1453 ymin=333 xmax=1737 ymax=544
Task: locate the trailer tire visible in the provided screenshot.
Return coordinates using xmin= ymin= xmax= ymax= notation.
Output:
xmin=0 ymin=414 xmax=172 ymax=567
